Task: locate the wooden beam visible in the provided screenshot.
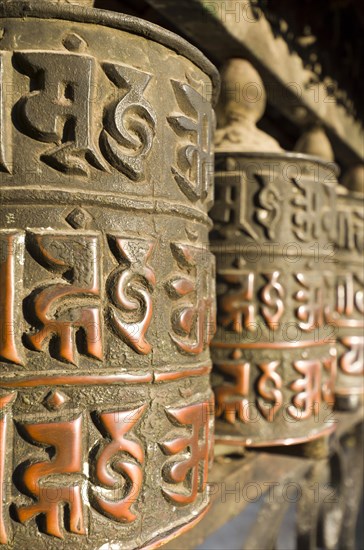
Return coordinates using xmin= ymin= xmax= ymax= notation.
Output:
xmin=142 ymin=0 xmax=363 ymax=167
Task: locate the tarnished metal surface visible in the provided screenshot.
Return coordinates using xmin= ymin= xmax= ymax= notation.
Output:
xmin=333 ymin=184 xmax=364 ymax=410
xmin=0 ymin=1 xmax=218 ymax=548
xmin=210 ymin=58 xmax=339 ymax=447
xmin=210 ymin=152 xmax=338 ymax=446
xmin=161 ymin=409 xmax=363 ymax=550
xmin=293 ymin=125 xmax=364 ymax=410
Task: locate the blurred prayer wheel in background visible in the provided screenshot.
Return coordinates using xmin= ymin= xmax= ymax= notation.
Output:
xmin=333 ymin=166 xmax=364 ymax=410
xmin=210 ymin=59 xmax=338 ymax=447
xmin=0 ymin=1 xmax=218 ymax=547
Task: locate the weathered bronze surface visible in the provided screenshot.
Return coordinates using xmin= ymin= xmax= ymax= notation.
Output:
xmin=211 ymin=59 xmax=338 ymax=447
xmin=211 ymin=152 xmax=338 ymax=446
xmin=0 ymin=1 xmax=219 ymax=548
xmin=295 ymin=128 xmax=364 ymax=409
xmin=333 ymin=170 xmax=364 ymax=410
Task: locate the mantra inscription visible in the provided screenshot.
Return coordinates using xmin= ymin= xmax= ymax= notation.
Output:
xmin=169 ymin=81 xmax=215 ymax=203
xmin=26 ymin=231 xmax=103 ymax=365
xmin=90 ymin=405 xmax=146 ymax=524
xmin=0 ymin=395 xmax=212 ymax=541
xmin=214 ymin=267 xmax=337 ymax=427
xmin=0 ymin=230 xmax=215 ymax=366
xmin=334 ymin=273 xmax=364 ymax=376
xmin=107 ymin=237 xmax=156 ymax=355
xmin=218 ymin=270 xmax=287 ymax=333
xmin=0 ymin=229 xmax=215 ymax=542
xmin=215 ymin=353 xmax=336 ymax=424
xmin=217 ymin=268 xmax=332 ymax=336
xmin=0 ymin=47 xmax=214 ymax=203
xmin=6 ymin=51 xmax=157 ymax=179
xmin=211 ymin=154 xmax=339 ymax=445
xmin=0 ymin=5 xmax=219 ymax=548
xmin=167 ymin=243 xmax=216 ymax=354
xmin=211 ymin=168 xmax=336 ymax=243
xmin=16 ymin=415 xmax=87 ymax=539
xmin=334 ymin=191 xmax=364 ymax=401
xmin=161 ymin=399 xmax=213 ymax=505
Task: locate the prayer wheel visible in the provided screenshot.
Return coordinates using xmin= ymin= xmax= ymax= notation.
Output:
xmin=211 ymin=60 xmax=338 ymax=447
xmin=0 ymin=1 xmax=219 ymax=547
xmin=333 ymin=167 xmax=364 ymax=410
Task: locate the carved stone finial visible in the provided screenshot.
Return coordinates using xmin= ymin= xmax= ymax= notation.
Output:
xmin=215 ymin=58 xmax=282 ymax=153
xmin=294 ymin=125 xmax=334 ymax=162
xmin=341 ymin=164 xmax=364 ymax=194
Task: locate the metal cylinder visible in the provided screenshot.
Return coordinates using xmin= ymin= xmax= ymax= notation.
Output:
xmin=211 ymin=152 xmax=338 ymax=446
xmin=333 ymin=173 xmax=364 ymax=410
xmin=0 ymin=2 xmax=218 ymax=548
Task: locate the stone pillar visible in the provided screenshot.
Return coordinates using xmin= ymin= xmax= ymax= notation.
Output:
xmin=0 ymin=1 xmax=219 ymax=547
xmin=210 ymin=59 xmax=338 ymax=447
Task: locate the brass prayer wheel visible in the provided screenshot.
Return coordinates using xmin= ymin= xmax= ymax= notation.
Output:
xmin=333 ymin=167 xmax=364 ymax=410
xmin=0 ymin=1 xmax=218 ymax=548
xmin=210 ymin=60 xmax=338 ymax=447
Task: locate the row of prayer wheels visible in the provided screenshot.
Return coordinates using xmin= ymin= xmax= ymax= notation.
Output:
xmin=211 ymin=60 xmax=363 ymax=446
xmin=0 ymin=1 xmax=362 ymax=548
